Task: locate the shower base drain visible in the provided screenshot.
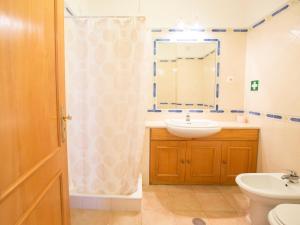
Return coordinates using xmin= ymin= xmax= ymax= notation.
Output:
xmin=192 ymin=218 xmax=206 ymax=225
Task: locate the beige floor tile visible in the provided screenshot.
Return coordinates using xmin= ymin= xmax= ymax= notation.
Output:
xmin=142 ymin=210 xmax=175 ymax=225
xmin=142 ymin=192 xmax=172 ymax=212
xmin=196 ymin=193 xmax=236 ymax=212
xmin=168 ymin=192 xmax=202 ymax=211
xmin=142 ymin=185 xmax=171 ymax=193
xmin=166 ymin=185 xmax=195 ymax=194
xmin=205 ymin=212 xmax=250 ymax=225
xmin=173 ymin=210 xmax=208 ymax=225
xmin=192 ymin=185 xmax=221 ymax=193
xmin=110 ymin=211 xmax=141 ymax=225
xmin=222 ymin=192 xmax=250 ymax=213
xmin=71 ymin=208 xmax=111 ymax=225
xmin=217 ymin=185 xmax=241 ymax=193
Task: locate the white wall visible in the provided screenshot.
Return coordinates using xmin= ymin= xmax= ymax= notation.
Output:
xmin=66 ymin=0 xmax=287 ymax=28
xmin=244 ymin=3 xmax=300 ymax=173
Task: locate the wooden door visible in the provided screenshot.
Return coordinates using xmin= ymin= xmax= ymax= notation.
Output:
xmin=185 ymin=141 xmax=222 ymax=184
xmin=221 ymin=141 xmax=258 ymax=185
xmin=0 ymin=0 xmax=70 ymax=225
xmin=150 ymin=141 xmax=186 ymax=184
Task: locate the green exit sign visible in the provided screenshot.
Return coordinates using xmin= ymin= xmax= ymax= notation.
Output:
xmin=251 ymin=80 xmax=259 ymax=91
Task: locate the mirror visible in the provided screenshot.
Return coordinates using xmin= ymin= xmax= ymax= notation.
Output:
xmin=155 ymin=41 xmax=217 ymax=109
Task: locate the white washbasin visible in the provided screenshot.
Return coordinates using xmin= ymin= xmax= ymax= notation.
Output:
xmin=165 ymin=119 xmax=221 ymax=138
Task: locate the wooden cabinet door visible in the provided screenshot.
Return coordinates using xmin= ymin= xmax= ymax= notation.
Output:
xmin=221 ymin=141 xmax=258 ymax=184
xmin=150 ymin=141 xmax=186 ymax=184
xmin=185 ymin=141 xmax=222 ymax=184
xmin=0 ymin=0 xmax=70 ymax=225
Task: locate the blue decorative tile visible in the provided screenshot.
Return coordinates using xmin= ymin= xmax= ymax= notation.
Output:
xmin=210 ymin=110 xmax=225 ymax=113
xmin=155 ymin=38 xmax=171 ymax=42
xmin=151 ymin=29 xmax=162 ymax=32
xmin=147 ymin=109 xmax=162 ymax=112
xmin=212 ymin=29 xmax=227 ymax=32
xmin=153 ymin=83 xmax=156 ymax=97
xmin=216 ymin=83 xmax=220 ymax=98
xmin=189 ymin=110 xmax=204 ymax=113
xmin=204 ymin=38 xmax=219 ymax=42
xmin=230 ymin=110 xmax=245 ymax=113
xmin=249 ymin=111 xmax=261 ymax=116
xmin=168 ymin=109 xmax=183 ymax=113
xmin=266 ymin=113 xmax=282 ymax=120
xmin=290 ymin=117 xmax=300 ymax=123
xmin=252 ymin=19 xmax=266 ymax=29
xmin=233 ymin=29 xmax=248 ymax=32
xmin=168 ymin=29 xmax=184 ymax=32
xmin=272 ymin=4 xmax=289 ymax=17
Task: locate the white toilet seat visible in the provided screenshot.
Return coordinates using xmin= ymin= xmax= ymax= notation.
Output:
xmin=268 ymin=204 xmax=300 ymax=225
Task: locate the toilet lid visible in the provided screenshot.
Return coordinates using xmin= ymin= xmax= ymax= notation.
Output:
xmin=272 ymin=204 xmax=300 ymax=225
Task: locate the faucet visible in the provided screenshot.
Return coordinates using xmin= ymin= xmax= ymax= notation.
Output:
xmin=281 ymin=170 xmax=299 ymax=184
xmin=186 ymin=113 xmax=191 ymax=122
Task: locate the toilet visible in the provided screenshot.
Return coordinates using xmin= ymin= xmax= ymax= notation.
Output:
xmin=268 ymin=204 xmax=300 ymax=225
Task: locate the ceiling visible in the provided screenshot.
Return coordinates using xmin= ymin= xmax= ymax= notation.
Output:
xmin=65 ymin=0 xmax=289 ymax=28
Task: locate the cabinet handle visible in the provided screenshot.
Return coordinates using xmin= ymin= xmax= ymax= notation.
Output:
xmin=181 ymin=160 xmax=185 ymax=164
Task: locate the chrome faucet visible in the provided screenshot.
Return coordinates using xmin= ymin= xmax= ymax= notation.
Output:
xmin=186 ymin=113 xmax=191 ymax=122
xmin=281 ymin=170 xmax=299 ymax=183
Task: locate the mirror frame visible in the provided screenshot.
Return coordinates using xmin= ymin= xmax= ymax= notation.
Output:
xmin=148 ymin=38 xmax=221 ymax=113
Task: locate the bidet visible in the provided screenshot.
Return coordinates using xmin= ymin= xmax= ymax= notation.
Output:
xmin=236 ymin=173 xmax=300 ymax=225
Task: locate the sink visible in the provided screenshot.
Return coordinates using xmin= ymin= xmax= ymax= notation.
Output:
xmin=165 ymin=119 xmax=221 ymax=138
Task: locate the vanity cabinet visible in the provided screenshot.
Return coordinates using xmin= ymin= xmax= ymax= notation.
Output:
xmin=150 ymin=128 xmax=259 ymax=185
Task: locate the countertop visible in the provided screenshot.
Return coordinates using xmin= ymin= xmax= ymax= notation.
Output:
xmin=145 ymin=120 xmax=260 ymax=129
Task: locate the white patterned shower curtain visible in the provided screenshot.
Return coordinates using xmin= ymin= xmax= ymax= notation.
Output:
xmin=65 ymin=17 xmax=149 ymax=195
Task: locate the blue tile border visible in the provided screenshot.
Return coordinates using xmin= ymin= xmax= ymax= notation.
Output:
xmin=210 ymin=110 xmax=225 ymax=113
xmin=153 ymin=83 xmax=156 ymax=97
xmin=151 ymin=2 xmax=298 ymax=35
xmin=252 ymin=19 xmax=266 ymax=29
xmin=248 ymin=111 xmax=261 ymax=116
xmin=266 ymin=113 xmax=283 ymax=120
xmin=168 ymin=29 xmax=184 ymax=32
xmin=290 ymin=117 xmax=300 ymax=123
xmin=233 ymin=29 xmax=248 ymax=32
xmin=230 ymin=110 xmax=245 ymax=113
xmin=168 ymin=109 xmax=183 ymax=113
xmin=189 ymin=109 xmax=204 ymax=113
xmin=272 ymin=4 xmax=289 ymax=17
xmin=216 ymin=83 xmax=220 ymax=98
xmin=212 ymin=29 xmax=227 ymax=32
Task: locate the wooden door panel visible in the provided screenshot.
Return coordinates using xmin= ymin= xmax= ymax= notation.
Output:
xmin=0 ymin=0 xmax=69 ymax=224
xmin=150 ymin=141 xmax=186 ymax=184
xmin=185 ymin=141 xmax=221 ymax=184
xmin=221 ymin=141 xmax=258 ymax=184
xmin=23 ymin=176 xmax=63 ymax=225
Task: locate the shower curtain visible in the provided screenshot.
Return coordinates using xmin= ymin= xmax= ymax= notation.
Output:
xmin=65 ymin=17 xmax=149 ymax=195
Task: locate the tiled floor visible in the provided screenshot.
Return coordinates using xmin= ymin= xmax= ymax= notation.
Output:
xmin=71 ymin=185 xmax=251 ymax=225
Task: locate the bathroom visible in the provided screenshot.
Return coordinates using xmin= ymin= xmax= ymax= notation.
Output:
xmin=1 ymin=0 xmax=300 ymax=225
